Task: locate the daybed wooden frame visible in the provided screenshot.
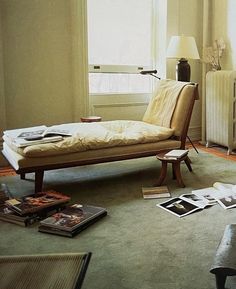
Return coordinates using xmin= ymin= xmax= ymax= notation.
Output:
xmin=2 ymin=83 xmax=198 ymax=193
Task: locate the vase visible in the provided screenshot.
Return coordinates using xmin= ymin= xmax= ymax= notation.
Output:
xmin=212 ymin=64 xmax=221 ymax=71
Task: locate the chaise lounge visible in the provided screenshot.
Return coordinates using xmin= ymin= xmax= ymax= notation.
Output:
xmin=2 ymin=80 xmax=198 ymax=193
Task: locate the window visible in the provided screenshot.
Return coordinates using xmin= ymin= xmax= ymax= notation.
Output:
xmin=87 ymin=0 xmax=155 ymax=94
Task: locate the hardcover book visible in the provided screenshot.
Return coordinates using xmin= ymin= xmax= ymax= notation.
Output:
xmin=164 ymin=149 xmax=188 ymax=159
xmin=39 ymin=204 xmax=107 ymax=237
xmin=142 ymin=186 xmax=170 ymax=199
xmin=0 ymin=203 xmax=66 ymax=227
xmin=0 ymin=204 xmax=35 ymax=226
xmin=5 ymin=190 xmax=70 ymax=215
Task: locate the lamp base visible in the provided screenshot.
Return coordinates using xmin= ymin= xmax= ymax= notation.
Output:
xmin=176 ymin=58 xmax=190 ymax=82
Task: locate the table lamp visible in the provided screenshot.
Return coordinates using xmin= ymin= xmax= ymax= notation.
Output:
xmin=166 ymin=35 xmax=200 ymax=82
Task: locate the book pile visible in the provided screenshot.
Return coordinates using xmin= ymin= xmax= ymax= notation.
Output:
xmin=0 ymin=187 xmax=108 ymax=237
xmin=38 ymin=204 xmax=107 ymax=237
xmin=0 ymin=190 xmax=70 ymax=226
xmin=157 ymin=182 xmax=236 ymax=218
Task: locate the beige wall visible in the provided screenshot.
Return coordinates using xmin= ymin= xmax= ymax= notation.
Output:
xmin=0 ymin=4 xmax=6 ymax=133
xmin=0 ymin=0 xmax=88 ymax=134
xmin=212 ymin=0 xmax=236 ymax=70
xmin=166 ymin=0 xmax=203 ymax=139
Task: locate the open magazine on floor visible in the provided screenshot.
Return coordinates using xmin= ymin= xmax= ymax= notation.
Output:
xmin=193 ymin=182 xmax=236 ymax=209
xmin=157 ymin=192 xmax=214 ymax=218
xmin=211 ymin=182 xmax=236 ymax=209
xmin=191 ymin=187 xmax=219 ymax=205
xmin=157 ymin=182 xmax=236 ymax=216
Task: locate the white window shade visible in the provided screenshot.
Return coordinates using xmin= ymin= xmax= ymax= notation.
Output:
xmin=87 ymin=0 xmax=154 ymax=94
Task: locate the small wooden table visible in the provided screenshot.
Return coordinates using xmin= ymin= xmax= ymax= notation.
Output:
xmin=80 ymin=116 xmax=102 ymax=123
xmin=156 ymin=151 xmax=192 ymax=187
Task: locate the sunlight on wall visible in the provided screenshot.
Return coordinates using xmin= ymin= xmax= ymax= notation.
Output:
xmin=227 ymin=0 xmax=236 ymax=69
xmin=213 ymin=0 xmax=236 ymax=70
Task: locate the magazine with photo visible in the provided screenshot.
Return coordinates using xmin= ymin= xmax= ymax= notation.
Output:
xmin=179 ymin=193 xmax=211 ymax=209
xmin=157 ymin=197 xmax=202 ymax=217
xmin=5 ymin=190 xmax=70 ymax=215
xmin=216 ymin=194 xmax=236 ymax=209
xmin=212 ymin=182 xmax=236 ymax=209
xmin=3 ymin=125 xmax=47 ymax=140
xmin=192 ymin=187 xmax=219 ymax=205
xmin=142 ymin=186 xmax=171 ymax=199
xmin=39 ymin=204 xmax=107 ymax=232
xmin=17 ymin=126 xmax=73 ymax=139
xmin=3 ymin=124 xmax=76 ymax=147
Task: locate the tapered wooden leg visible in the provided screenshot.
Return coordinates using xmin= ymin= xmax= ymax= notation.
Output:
xmin=172 ymin=162 xmax=185 ymax=187
xmin=35 ymin=171 xmax=44 ymax=194
xmin=215 ymin=274 xmax=227 ymax=289
xmin=20 ymin=173 xmax=26 ymax=180
xmin=172 ymin=166 xmax=176 ymax=179
xmin=184 ymin=156 xmax=192 ymax=172
xmin=156 ymin=161 xmax=168 ymax=186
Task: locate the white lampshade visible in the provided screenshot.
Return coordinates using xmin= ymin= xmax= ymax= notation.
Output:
xmin=166 ymin=36 xmax=200 ymax=60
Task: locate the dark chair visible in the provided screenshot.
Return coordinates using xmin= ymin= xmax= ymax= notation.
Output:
xmin=0 ymin=252 xmax=92 ymax=289
xmin=210 ymin=224 xmax=236 ymax=289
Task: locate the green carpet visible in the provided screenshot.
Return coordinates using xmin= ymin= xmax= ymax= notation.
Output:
xmin=1 ymin=149 xmax=236 ymax=289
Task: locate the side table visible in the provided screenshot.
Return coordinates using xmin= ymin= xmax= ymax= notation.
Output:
xmin=156 ymin=151 xmax=192 ymax=188
xmin=80 ymin=116 xmax=102 ymax=123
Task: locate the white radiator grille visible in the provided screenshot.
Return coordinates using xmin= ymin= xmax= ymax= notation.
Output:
xmin=206 ymin=70 xmax=236 ymax=153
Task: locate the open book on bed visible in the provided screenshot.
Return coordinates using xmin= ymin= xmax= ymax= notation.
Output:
xmin=3 ymin=125 xmax=76 ymax=147
xmin=17 ymin=126 xmax=73 ymax=139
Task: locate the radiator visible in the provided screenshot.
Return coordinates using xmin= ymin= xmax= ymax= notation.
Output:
xmin=206 ymin=70 xmax=236 ymax=154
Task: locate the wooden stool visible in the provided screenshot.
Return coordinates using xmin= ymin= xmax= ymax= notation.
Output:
xmin=156 ymin=151 xmax=192 ymax=187
xmin=80 ymin=116 xmax=102 ymax=123
xmin=210 ymin=224 xmax=236 ymax=289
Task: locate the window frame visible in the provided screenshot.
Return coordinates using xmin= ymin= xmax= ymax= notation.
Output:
xmin=87 ymin=0 xmax=166 ymax=95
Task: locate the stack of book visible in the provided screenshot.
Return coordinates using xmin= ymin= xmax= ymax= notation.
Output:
xmin=0 ymin=190 xmax=70 ymax=226
xmin=38 ymin=204 xmax=107 ymax=237
xmin=0 ymin=186 xmax=108 ymax=237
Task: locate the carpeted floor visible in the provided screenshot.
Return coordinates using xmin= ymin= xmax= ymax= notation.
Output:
xmin=1 ymin=148 xmax=236 ymax=289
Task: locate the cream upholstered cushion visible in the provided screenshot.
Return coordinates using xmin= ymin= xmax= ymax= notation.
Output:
xmin=3 ymin=121 xmax=174 ymax=158
xmin=142 ymin=79 xmax=189 ymax=127
xmin=170 ymin=84 xmax=198 ymax=136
